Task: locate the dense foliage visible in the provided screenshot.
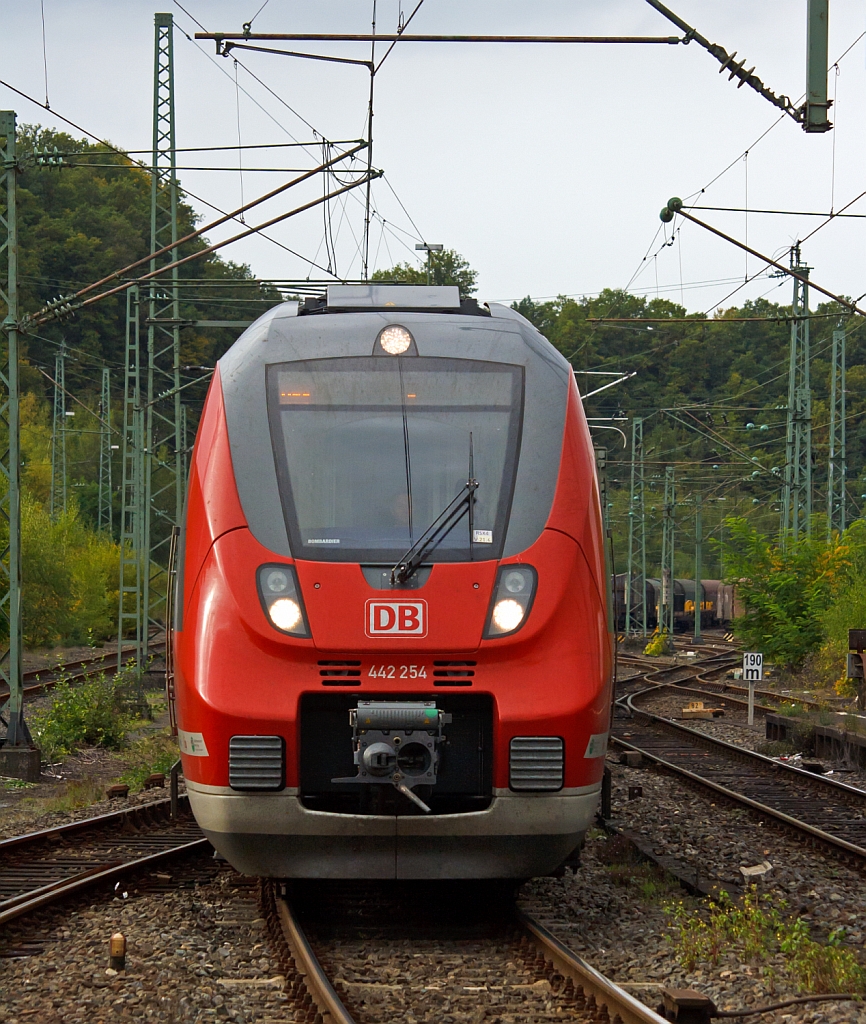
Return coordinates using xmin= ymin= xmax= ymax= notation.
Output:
xmin=373 ymin=248 xmax=478 ymax=298
xmin=0 ymin=125 xmax=288 ymax=647
xmin=19 ymin=495 xmax=119 ymax=648
xmin=514 ymin=290 xmax=866 ymax=579
xmin=29 ymin=669 xmax=136 ymax=761
xmin=718 ymin=517 xmax=855 ymax=669
xmin=12 ymin=124 xmax=273 ymax=373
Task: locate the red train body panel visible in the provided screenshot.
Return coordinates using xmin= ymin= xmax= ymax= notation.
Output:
xmin=173 ymin=289 xmax=612 ymax=879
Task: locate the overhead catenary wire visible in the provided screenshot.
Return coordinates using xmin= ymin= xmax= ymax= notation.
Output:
xmin=664 ymin=203 xmax=866 ymax=318
xmin=23 ymin=141 xmax=370 ymax=323
xmin=29 ymin=169 xmax=379 ymax=328
xmin=170 ymin=5 xmax=429 ymax=270
xmin=39 ymin=0 xmax=49 ymax=109
xmin=0 ymin=75 xmax=352 ymax=277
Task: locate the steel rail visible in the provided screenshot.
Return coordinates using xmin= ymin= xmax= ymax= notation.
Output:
xmin=276 ymin=897 xmax=358 ymax=1024
xmin=614 ymin=659 xmax=866 ymax=862
xmin=276 ymin=892 xmax=668 ymax=1024
xmin=633 ymin=680 xmax=778 ymax=716
xmin=518 ymin=910 xmax=668 ymax=1024
xmin=612 ymin=733 xmax=866 ymax=863
xmin=0 ymin=639 xmax=167 ymax=700
xmin=624 ymin=691 xmax=866 ymax=802
xmin=618 ymin=651 xmax=827 ymax=712
xmin=0 ymin=838 xmax=209 ymax=926
xmin=0 ymin=793 xmax=189 ymax=852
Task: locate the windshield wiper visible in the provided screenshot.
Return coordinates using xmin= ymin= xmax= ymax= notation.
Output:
xmin=390 ymin=475 xmax=478 ymax=585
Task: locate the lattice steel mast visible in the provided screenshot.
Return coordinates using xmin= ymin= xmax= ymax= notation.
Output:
xmin=0 ymin=111 xmax=36 ymax=776
xmin=660 ymin=465 xmax=675 ymax=636
xmin=827 ymin=327 xmax=846 ymax=536
xmin=117 ymin=287 xmax=144 ymax=671
xmin=781 ymin=245 xmax=811 ymax=539
xmin=625 ymin=417 xmax=648 ymax=635
xmin=145 ymin=11 xmax=183 ymax=656
xmin=49 ymin=341 xmax=67 ymax=518
xmin=98 ymin=367 xmax=113 ymax=534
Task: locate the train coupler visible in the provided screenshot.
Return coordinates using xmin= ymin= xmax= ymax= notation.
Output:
xmin=331 ymin=700 xmax=451 ymax=813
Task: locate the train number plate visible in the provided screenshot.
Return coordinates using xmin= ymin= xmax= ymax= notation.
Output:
xmin=368 ymin=664 xmax=428 ymax=679
xmin=365 ymin=599 xmax=427 ymax=637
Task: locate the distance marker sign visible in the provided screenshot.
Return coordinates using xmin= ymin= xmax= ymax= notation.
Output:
xmin=743 ymin=652 xmax=763 ymax=682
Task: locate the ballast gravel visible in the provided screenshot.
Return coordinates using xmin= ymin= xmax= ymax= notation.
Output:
xmin=521 ymin=757 xmax=866 ymax=1024
xmin=0 ymin=860 xmax=292 ymax=1024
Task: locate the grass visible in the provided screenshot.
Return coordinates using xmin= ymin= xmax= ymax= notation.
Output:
xmin=23 ymin=777 xmax=107 ymax=815
xmin=665 ymin=886 xmax=866 ymax=995
xmin=0 ymin=776 xmax=38 ymax=791
xmin=119 ymin=732 xmax=179 ymax=792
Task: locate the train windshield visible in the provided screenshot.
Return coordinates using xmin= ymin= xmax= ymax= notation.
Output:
xmin=266 ymin=356 xmax=524 ymax=562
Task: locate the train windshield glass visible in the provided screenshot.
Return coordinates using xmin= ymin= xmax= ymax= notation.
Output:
xmin=267 ymin=356 xmax=524 ymax=562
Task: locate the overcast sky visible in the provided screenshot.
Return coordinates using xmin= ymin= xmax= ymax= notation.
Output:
xmin=3 ymin=1 xmax=866 ymax=312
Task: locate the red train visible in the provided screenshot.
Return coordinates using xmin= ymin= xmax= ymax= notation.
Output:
xmin=171 ymin=285 xmax=612 ymax=879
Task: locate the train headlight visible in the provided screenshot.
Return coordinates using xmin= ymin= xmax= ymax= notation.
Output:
xmin=269 ymin=598 xmax=302 ymax=632
xmin=491 ymin=599 xmax=524 ymax=632
xmin=378 ymin=325 xmax=413 ymax=355
xmin=483 ymin=565 xmax=537 ymax=638
xmin=257 ymin=564 xmax=310 ymax=637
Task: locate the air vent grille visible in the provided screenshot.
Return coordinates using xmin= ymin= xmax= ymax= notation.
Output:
xmin=509 ymin=736 xmax=564 ymax=791
xmin=319 ymin=660 xmax=361 ymax=686
xmin=433 ymin=660 xmax=476 ymax=686
xmin=229 ymin=736 xmax=284 ymax=790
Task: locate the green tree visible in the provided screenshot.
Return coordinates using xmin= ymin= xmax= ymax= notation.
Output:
xmin=717 ymin=517 xmax=854 ymax=669
xmin=373 ymin=248 xmax=477 ymax=297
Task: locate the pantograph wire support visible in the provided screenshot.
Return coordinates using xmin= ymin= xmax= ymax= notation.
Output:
xmin=661 ymin=466 xmax=676 ymax=637
xmin=644 ymin=0 xmax=832 ymax=133
xmin=144 ymin=11 xmax=184 ymax=669
xmin=98 ymin=367 xmax=113 ymax=535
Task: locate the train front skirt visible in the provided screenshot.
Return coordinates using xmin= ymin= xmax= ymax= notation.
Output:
xmin=186 ymin=783 xmax=600 ymax=879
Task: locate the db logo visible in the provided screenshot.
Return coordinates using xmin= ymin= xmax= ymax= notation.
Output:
xmin=365 ymin=600 xmax=427 ymax=637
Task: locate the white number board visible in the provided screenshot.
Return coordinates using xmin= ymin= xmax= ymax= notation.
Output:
xmin=743 ymin=652 xmax=763 ymax=682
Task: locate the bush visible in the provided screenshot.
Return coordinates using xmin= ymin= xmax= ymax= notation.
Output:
xmin=120 ymin=733 xmax=180 ymax=792
xmin=665 ymin=886 xmax=866 ymax=994
xmin=29 ymin=669 xmax=136 ymax=761
xmin=718 ymin=518 xmax=855 ymax=670
xmin=13 ymin=494 xmax=120 ymax=647
xmin=644 ymin=631 xmax=669 ymax=656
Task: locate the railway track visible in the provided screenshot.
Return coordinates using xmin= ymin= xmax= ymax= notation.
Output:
xmin=0 ymin=794 xmax=207 ymax=931
xmin=0 ymin=637 xmax=167 ymax=701
xmin=614 ymin=668 xmax=866 ymax=865
xmin=264 ymin=881 xmax=668 ymax=1024
xmin=618 ymin=646 xmax=831 ymax=713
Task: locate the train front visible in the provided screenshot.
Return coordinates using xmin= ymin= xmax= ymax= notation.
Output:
xmin=174 ymin=284 xmax=612 ymax=879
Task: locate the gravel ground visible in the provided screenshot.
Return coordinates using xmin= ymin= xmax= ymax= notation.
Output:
xmin=521 ymin=759 xmax=866 ymax=1024
xmin=0 ymin=769 xmax=186 ymax=842
xmin=0 ymin=856 xmax=295 ymax=1024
